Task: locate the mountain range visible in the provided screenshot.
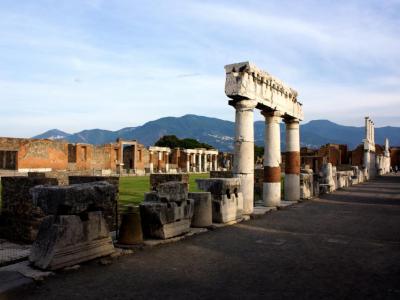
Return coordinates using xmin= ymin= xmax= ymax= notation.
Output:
xmin=32 ymin=115 xmax=400 ymax=152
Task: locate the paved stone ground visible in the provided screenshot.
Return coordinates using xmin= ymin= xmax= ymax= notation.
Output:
xmin=5 ymin=174 xmax=400 ymax=300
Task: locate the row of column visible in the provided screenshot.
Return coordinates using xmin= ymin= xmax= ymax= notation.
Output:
xmin=149 ymin=150 xmax=169 ymax=173
xmin=232 ymin=100 xmax=300 ymax=215
xmin=186 ymin=153 xmax=218 ymax=173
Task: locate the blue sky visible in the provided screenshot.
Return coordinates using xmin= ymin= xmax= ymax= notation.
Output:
xmin=0 ymin=0 xmax=399 ymax=137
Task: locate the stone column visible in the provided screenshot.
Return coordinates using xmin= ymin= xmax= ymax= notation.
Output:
xmin=158 ymin=151 xmax=162 ymax=173
xmin=186 ymin=153 xmax=190 ymax=173
xmin=232 ymin=100 xmax=258 ymax=215
xmin=198 ymin=153 xmax=202 ymax=173
xmin=262 ymin=111 xmax=282 ymax=207
xmin=284 ymin=119 xmax=300 ymax=201
xmin=165 ymin=152 xmax=169 ymax=173
xmin=149 ymin=151 xmax=154 ymax=173
xmin=213 ymin=155 xmax=218 ymax=171
xmin=191 ymin=153 xmax=196 ymax=172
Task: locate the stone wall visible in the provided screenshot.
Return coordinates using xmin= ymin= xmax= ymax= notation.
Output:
xmin=0 ymin=176 xmax=58 ymax=242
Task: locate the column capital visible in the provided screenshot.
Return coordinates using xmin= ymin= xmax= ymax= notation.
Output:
xmin=283 ymin=117 xmax=300 ymax=124
xmin=261 ymin=110 xmax=283 ymax=119
xmin=231 ymin=99 xmax=258 ymax=111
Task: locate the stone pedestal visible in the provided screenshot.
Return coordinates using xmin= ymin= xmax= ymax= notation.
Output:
xmin=188 ymin=192 xmax=212 ymax=228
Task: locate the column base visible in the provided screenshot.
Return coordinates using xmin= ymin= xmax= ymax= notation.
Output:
xmin=263 ymin=182 xmax=281 ymax=207
xmin=284 ymin=174 xmax=300 ymax=201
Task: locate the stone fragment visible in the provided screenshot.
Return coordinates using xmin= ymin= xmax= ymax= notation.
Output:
xmin=196 ymin=178 xmax=243 ymax=223
xmin=188 ymin=192 xmax=212 ymax=228
xmin=29 ymin=212 xmax=114 ymax=270
xmin=30 ymin=182 xmax=117 ymax=230
xmin=149 ymin=173 xmax=189 ymax=191
xmin=140 ymin=181 xmax=194 ymax=239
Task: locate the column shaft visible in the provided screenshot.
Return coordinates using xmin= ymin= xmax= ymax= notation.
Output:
xmin=232 ymin=100 xmax=257 ymax=214
xmin=284 ymin=119 xmax=300 ymax=201
xmin=263 ymin=111 xmax=282 ymax=207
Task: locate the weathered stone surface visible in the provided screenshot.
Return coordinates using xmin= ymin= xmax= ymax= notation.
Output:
xmin=0 ymin=176 xmax=58 ymax=242
xmin=29 ymin=212 xmax=114 ymax=270
xmin=140 ymin=200 xmax=194 ymax=239
xmin=155 ymin=181 xmax=188 ymax=203
xmin=196 ymin=178 xmax=243 ymax=223
xmin=149 ymin=174 xmax=189 ymax=191
xmin=188 ymin=192 xmax=212 ymax=228
xmin=140 ymin=181 xmax=194 ymax=239
xmin=212 ymin=194 xmax=243 ymax=223
xmin=68 ymin=176 xmax=119 ymax=192
xmin=117 ymin=208 xmax=143 ymax=245
xmin=195 ymin=178 xmax=240 ymax=196
xmin=300 ymin=172 xmax=313 ymax=200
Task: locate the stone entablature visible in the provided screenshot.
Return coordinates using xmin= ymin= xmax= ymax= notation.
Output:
xmin=225 ymin=61 xmax=303 ymax=120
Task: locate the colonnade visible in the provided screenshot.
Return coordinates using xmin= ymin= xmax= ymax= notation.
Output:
xmin=148 ymin=146 xmax=171 ymax=173
xmin=232 ymin=101 xmax=301 ymax=214
xmin=225 ymin=61 xmax=303 ymax=215
xmin=184 ymin=149 xmax=218 ymax=173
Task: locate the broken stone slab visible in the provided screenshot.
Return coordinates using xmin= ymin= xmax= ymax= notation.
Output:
xmin=144 ymin=219 xmax=192 ymax=239
xmin=145 ymin=182 xmax=188 ymax=203
xmin=149 ymin=174 xmax=189 ymax=191
xmin=195 ymin=178 xmax=241 ymax=196
xmin=30 ymin=181 xmax=117 ymax=215
xmin=140 ymin=199 xmax=194 ymax=226
xmin=188 ymin=192 xmax=212 ymax=228
xmin=154 ymin=181 xmax=188 ymax=203
xmin=29 ymin=212 xmax=114 ymax=270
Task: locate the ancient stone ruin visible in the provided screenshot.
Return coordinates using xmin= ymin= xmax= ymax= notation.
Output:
xmin=225 ymin=62 xmax=303 ymax=213
xmin=0 ymin=176 xmax=58 ymax=242
xmin=140 ymin=182 xmax=194 ymax=239
xmin=196 ymin=178 xmax=243 ymax=223
xmin=29 ymin=182 xmax=116 ymax=270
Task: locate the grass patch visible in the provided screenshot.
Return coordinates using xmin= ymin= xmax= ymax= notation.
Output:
xmin=118 ymin=173 xmax=210 ymax=207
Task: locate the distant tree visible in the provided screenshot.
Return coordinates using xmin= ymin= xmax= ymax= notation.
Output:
xmin=254 ymin=145 xmax=264 ymax=161
xmin=155 ymin=135 xmax=213 ymax=149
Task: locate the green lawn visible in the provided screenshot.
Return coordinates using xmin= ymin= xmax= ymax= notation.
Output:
xmin=118 ymin=173 xmax=210 ymax=207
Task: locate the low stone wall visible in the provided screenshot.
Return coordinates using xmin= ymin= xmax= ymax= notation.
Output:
xmin=0 ymin=176 xmax=58 ymax=242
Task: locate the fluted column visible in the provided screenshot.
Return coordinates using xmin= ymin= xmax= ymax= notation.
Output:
xmin=284 ymin=119 xmax=300 ymax=201
xmin=262 ymin=111 xmax=282 ymax=207
xmin=232 ymin=99 xmax=258 ymax=214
